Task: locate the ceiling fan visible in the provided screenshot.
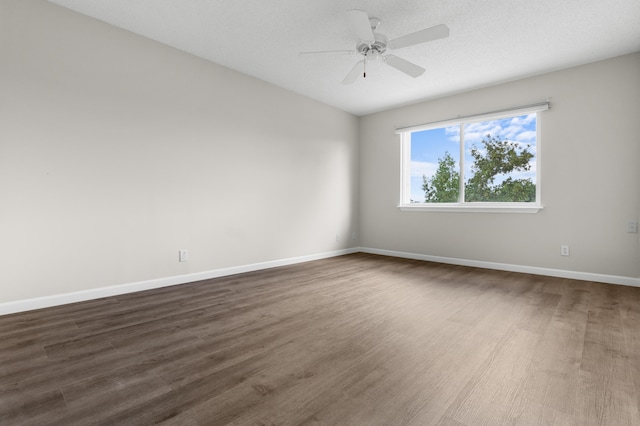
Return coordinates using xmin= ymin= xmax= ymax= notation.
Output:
xmin=300 ymin=10 xmax=450 ymax=85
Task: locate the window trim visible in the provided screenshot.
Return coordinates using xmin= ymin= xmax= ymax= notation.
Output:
xmin=398 ymin=203 xmax=543 ymax=214
xmin=397 ymin=102 xmax=549 ymax=213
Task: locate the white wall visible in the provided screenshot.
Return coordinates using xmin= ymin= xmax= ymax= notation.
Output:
xmin=360 ymin=52 xmax=640 ymax=280
xmin=0 ymin=0 xmax=359 ymax=304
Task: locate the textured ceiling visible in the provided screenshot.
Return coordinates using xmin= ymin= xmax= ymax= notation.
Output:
xmin=47 ymin=0 xmax=640 ymax=116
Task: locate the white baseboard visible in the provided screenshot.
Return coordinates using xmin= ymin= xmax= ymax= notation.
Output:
xmin=360 ymin=247 xmax=640 ymax=288
xmin=3 ymin=246 xmax=638 ymax=316
xmin=0 ymin=248 xmax=359 ymax=316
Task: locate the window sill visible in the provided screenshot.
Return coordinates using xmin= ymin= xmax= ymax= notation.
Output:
xmin=398 ymin=203 xmax=543 ymax=214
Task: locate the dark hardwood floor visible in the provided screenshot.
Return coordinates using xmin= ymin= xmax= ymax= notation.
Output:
xmin=1 ymin=253 xmax=640 ymax=425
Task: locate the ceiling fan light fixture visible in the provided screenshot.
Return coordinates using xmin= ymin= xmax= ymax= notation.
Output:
xmin=367 ymin=49 xmax=380 ymax=61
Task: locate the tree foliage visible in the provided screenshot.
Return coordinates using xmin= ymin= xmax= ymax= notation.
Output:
xmin=423 ymin=134 xmax=535 ymax=203
xmin=422 ymin=151 xmax=459 ymax=202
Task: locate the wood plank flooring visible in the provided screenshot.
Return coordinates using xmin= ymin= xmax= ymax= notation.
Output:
xmin=1 ymin=253 xmax=640 ymax=425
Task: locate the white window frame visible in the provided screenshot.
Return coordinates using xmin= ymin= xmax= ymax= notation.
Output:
xmin=397 ymin=102 xmax=549 ymax=213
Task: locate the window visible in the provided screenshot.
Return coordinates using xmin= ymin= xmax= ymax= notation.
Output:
xmin=398 ymin=103 xmax=548 ymax=213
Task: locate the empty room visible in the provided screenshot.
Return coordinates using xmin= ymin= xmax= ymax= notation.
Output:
xmin=1 ymin=0 xmax=640 ymax=424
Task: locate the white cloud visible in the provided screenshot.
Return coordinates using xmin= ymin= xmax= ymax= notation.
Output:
xmin=523 ymin=113 xmax=536 ymax=125
xmin=445 ymin=125 xmax=460 ymax=142
xmin=515 ymin=131 xmax=536 ymax=142
xmin=464 ymin=121 xmax=502 ymax=143
xmin=462 ymin=115 xmax=537 ymax=144
xmin=411 ymin=161 xmax=437 ymax=177
xmin=509 ymin=113 xmax=536 ymax=126
xmin=503 ymin=125 xmax=522 ymax=139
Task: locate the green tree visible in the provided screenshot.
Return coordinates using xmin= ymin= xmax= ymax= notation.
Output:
xmin=465 ymin=135 xmax=535 ymax=202
xmin=422 ymin=151 xmax=459 ymax=202
xmin=422 ymin=135 xmax=535 ymax=203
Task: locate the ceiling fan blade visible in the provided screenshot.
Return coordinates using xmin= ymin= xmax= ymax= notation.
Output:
xmin=347 ymin=9 xmax=375 ymax=44
xmin=383 ymin=55 xmax=425 ymax=78
xmin=342 ymin=60 xmax=364 ymax=85
xmin=298 ymin=50 xmax=357 ymax=56
xmin=388 ymin=24 xmax=450 ymax=50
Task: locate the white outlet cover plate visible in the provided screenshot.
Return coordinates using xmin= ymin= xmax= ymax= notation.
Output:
xmin=179 ymin=250 xmax=188 ymax=262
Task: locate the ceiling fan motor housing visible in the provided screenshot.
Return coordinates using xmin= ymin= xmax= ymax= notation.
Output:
xmin=357 ymin=33 xmax=388 ymax=59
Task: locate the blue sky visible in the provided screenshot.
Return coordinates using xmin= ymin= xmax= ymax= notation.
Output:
xmin=410 ymin=113 xmax=537 ymax=202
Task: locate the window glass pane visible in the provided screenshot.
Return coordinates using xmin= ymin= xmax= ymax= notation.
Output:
xmin=410 ymin=126 xmax=460 ymax=203
xmin=464 ymin=114 xmax=536 ymax=202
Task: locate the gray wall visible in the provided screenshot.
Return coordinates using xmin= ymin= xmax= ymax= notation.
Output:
xmin=1 ymin=1 xmax=638 ymax=307
xmin=359 ymin=52 xmax=640 ymax=280
xmin=0 ymin=0 xmax=360 ymax=303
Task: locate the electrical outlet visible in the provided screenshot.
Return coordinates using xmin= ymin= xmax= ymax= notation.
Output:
xmin=627 ymin=221 xmax=638 ymax=233
xmin=179 ymin=249 xmax=188 ymax=262
xmin=560 ymin=245 xmax=570 ymax=256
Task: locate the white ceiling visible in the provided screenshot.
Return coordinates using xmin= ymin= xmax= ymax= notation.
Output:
xmin=47 ymin=0 xmax=640 ymax=116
